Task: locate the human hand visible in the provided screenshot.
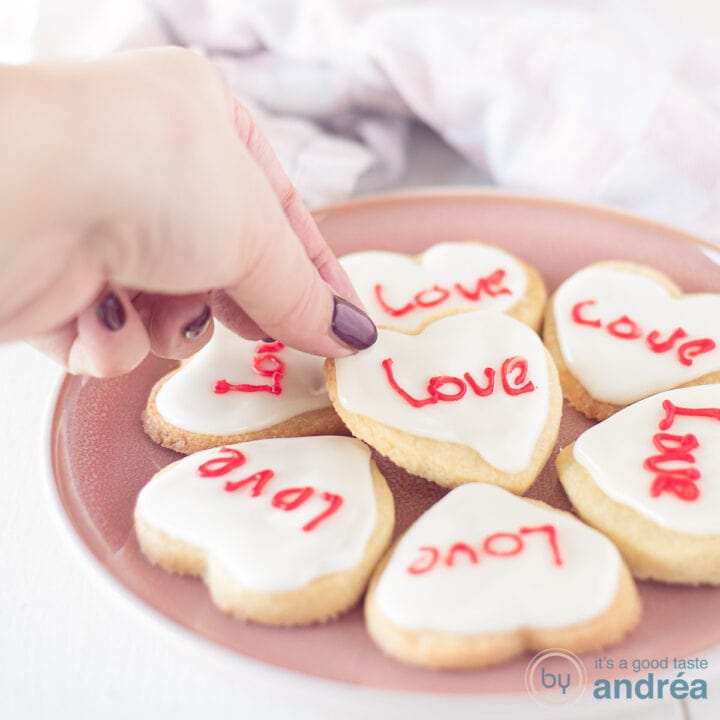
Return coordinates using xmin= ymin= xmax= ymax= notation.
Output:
xmin=0 ymin=47 xmax=376 ymax=376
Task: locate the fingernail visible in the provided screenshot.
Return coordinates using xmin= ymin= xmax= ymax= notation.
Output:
xmin=331 ymin=296 xmax=377 ymax=351
xmin=97 ymin=293 xmax=125 ymax=332
xmin=262 ymin=337 xmax=275 ymax=343
xmin=183 ymin=305 xmax=212 ymax=340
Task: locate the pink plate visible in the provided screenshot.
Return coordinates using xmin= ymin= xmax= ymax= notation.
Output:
xmin=47 ymin=191 xmax=720 ymax=695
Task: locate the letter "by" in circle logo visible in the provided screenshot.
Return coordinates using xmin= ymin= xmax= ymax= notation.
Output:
xmin=525 ymin=649 xmax=587 ymax=707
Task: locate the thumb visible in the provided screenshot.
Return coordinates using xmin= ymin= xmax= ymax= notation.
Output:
xmin=224 ymin=178 xmax=377 ymax=358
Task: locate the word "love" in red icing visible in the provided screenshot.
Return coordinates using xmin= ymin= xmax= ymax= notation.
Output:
xmin=643 ymin=400 xmax=720 ymax=502
xmin=572 ymin=300 xmax=715 ymax=367
xmin=214 ymin=341 xmax=286 ymax=396
xmin=374 ymin=268 xmax=511 ymax=318
xmin=382 ymin=355 xmax=535 ymax=408
xmin=196 ymin=447 xmax=342 ymax=532
xmin=406 ymin=524 xmax=562 ymax=575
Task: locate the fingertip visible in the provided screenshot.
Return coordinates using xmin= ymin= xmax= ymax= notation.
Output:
xmin=146 ymin=296 xmax=214 ymax=360
xmin=325 ymin=295 xmax=378 ymax=357
xmin=68 ymin=289 xmax=151 ymax=377
xmin=239 ymin=289 xmax=378 ymax=360
xmin=182 ymin=305 xmax=213 ymax=342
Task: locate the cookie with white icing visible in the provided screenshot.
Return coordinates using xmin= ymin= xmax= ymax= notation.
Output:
xmin=365 ymin=484 xmax=640 ymax=669
xmin=340 ymin=241 xmax=546 ymax=333
xmin=544 ymin=261 xmax=720 ymax=420
xmin=558 ymin=384 xmax=720 ymax=585
xmin=135 ymin=436 xmax=394 ymax=625
xmin=143 ymin=322 xmax=346 ymax=454
xmin=325 ymin=310 xmax=562 ymax=492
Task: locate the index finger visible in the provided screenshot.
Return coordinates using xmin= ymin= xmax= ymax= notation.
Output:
xmin=231 ymin=99 xmax=362 ymax=308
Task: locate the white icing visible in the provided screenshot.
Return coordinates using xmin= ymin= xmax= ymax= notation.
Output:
xmin=135 ymin=436 xmax=378 ymax=592
xmin=340 ymin=242 xmax=527 ymax=332
xmin=553 ymin=266 xmax=720 ymax=405
xmin=155 ymin=322 xmax=330 ymax=435
xmin=334 ymin=311 xmax=551 ymax=473
xmin=374 ymin=484 xmax=621 ymax=634
xmin=573 ymin=384 xmax=720 ymax=536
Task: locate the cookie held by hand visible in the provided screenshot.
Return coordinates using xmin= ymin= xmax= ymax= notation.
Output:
xmin=365 ymin=484 xmax=640 ymax=669
xmin=558 ymin=384 xmax=720 ymax=585
xmin=340 ymin=241 xmax=546 ymax=333
xmin=134 ymin=436 xmax=394 ymax=626
xmin=325 ymin=311 xmax=562 ymax=492
xmin=544 ymin=261 xmax=720 ymax=421
xmin=143 ymin=322 xmax=346 ymax=454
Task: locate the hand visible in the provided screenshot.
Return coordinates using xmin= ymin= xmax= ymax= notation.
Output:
xmin=0 ymin=48 xmax=376 ymax=376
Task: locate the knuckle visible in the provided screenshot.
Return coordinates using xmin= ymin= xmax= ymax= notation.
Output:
xmin=308 ymin=241 xmax=336 ymax=276
xmin=233 ymin=101 xmax=258 ymax=145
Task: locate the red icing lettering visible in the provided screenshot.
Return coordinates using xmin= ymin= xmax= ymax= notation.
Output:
xmin=572 ymin=300 xmax=602 ymax=327
xmin=214 ymin=341 xmax=286 ymax=395
xmin=257 ymin=341 xmax=284 ymax=354
xmin=607 ymin=315 xmax=642 ymax=340
xmin=501 ymin=356 xmax=535 ymax=396
xmin=272 ymin=486 xmax=314 ymax=511
xmin=456 ymin=269 xmax=512 ymax=300
xmin=427 ymin=376 xmax=467 ymax=402
xmin=644 ymin=432 xmax=699 ymax=474
xmin=382 ymin=356 xmax=535 ymax=407
xmin=374 ymin=269 xmax=512 ymax=319
xmin=415 ymin=284 xmax=450 ymax=308
xmin=198 ymin=447 xmax=274 ymax=495
xmin=650 ymin=472 xmax=701 ymax=501
xmin=678 ymin=338 xmax=716 ymax=367
xmin=197 ymin=447 xmax=246 ymax=477
xmin=224 ymin=469 xmax=275 ymax=496
xmin=464 ymin=368 xmax=495 ymax=396
xmin=643 ymin=428 xmax=701 ymax=501
xmin=445 ymin=542 xmax=479 ymax=567
xmin=659 ymin=399 xmax=720 ymax=430
xmin=374 ymin=284 xmax=414 ymax=317
xmin=646 ymin=328 xmax=688 ymax=353
xmin=482 ymin=532 xmax=523 ymax=557
xmin=570 ymin=300 xmax=715 ymax=367
xmin=520 ymin=524 xmax=563 ymax=566
xmin=643 ymin=400 xmax=720 ymax=502
xmin=406 ymin=524 xmax=563 ymax=575
xmin=195 ymin=447 xmax=343 ymax=531
xmin=408 ymin=546 xmax=440 ymax=574
xmin=253 ymin=353 xmax=283 ymax=376
xmin=303 ymin=492 xmax=343 ymax=532
xmin=381 ymin=358 xmax=436 ymax=407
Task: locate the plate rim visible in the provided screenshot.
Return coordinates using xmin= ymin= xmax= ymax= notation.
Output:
xmin=316 ymin=186 xmax=716 ymax=252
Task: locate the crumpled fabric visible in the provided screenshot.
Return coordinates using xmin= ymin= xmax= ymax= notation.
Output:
xmin=16 ymin=0 xmax=720 ymax=240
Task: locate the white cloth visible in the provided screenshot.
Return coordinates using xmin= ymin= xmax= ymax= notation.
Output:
xmin=12 ymin=0 xmax=720 ymax=240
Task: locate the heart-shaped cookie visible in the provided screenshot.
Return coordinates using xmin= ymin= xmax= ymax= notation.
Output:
xmin=545 ymin=261 xmax=720 ymax=420
xmin=558 ymin=384 xmax=720 ymax=584
xmin=365 ymin=484 xmax=640 ymax=669
xmin=340 ymin=241 xmax=546 ymax=333
xmin=143 ymin=322 xmax=346 ymax=454
xmin=135 ymin=436 xmax=394 ymax=625
xmin=325 ymin=310 xmax=562 ymax=492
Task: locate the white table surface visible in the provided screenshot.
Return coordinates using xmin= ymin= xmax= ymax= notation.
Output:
xmin=3 ymin=58 xmax=720 ymax=718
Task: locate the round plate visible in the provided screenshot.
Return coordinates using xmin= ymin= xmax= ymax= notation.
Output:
xmin=48 ymin=191 xmax=720 ymax=695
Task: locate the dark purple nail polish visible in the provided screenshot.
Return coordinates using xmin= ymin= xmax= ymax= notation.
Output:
xmin=262 ymin=337 xmax=275 ymax=343
xmin=97 ymin=293 xmax=125 ymax=332
xmin=331 ymin=296 xmax=377 ymax=350
xmin=183 ymin=305 xmax=212 ymax=340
